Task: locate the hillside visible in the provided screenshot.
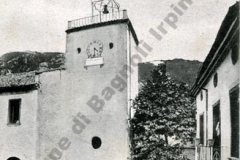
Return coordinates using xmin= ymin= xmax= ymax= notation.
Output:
xmin=0 ymin=52 xmax=202 ymax=86
xmin=0 ymin=51 xmax=64 ymax=74
xmin=139 ymin=59 xmax=202 ymax=86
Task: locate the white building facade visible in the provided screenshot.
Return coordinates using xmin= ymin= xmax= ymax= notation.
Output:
xmin=191 ymin=2 xmax=239 ymax=160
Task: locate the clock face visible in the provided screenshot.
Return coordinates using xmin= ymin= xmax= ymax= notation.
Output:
xmin=86 ymin=40 xmax=103 ymax=58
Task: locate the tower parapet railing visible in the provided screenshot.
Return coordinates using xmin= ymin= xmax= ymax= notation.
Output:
xmin=68 ymin=10 xmax=128 ymax=30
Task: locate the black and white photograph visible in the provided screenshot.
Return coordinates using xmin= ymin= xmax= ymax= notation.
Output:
xmin=0 ymin=0 xmax=239 ymax=159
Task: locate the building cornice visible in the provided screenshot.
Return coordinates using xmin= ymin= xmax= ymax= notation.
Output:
xmin=191 ymin=2 xmax=239 ymax=96
xmin=66 ymin=19 xmax=139 ymax=45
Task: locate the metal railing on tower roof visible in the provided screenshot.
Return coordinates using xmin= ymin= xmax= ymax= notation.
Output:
xmin=68 ymin=10 xmax=128 ymax=30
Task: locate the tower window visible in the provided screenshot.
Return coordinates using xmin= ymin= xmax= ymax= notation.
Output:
xmin=109 ymin=43 xmax=114 ymax=49
xmin=92 ymin=136 xmax=102 ymax=149
xmin=199 ymin=114 xmax=204 ymax=144
xmin=8 ymin=99 xmax=21 ymax=125
xmin=7 ymin=157 xmax=20 ymax=160
xmin=77 ymin=48 xmax=81 ymax=54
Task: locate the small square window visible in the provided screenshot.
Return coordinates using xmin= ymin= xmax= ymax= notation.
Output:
xmin=77 ymin=48 xmax=81 ymax=54
xmin=109 ymin=43 xmax=114 ymax=49
xmin=8 ymin=99 xmax=21 ymax=125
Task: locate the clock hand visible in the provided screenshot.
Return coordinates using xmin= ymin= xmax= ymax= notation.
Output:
xmin=94 ymin=48 xmax=99 ymax=57
xmin=94 ymin=48 xmax=99 ymax=52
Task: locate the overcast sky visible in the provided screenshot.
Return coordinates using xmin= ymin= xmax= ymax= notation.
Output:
xmin=0 ymin=0 xmax=238 ymax=62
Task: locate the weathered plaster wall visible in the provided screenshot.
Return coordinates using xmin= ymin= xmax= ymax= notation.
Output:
xmin=36 ymin=70 xmax=64 ymax=159
xmin=38 ymin=23 xmax=137 ymax=160
xmin=0 ymin=22 xmax=138 ymax=160
xmin=0 ymin=90 xmax=38 ymax=160
xmin=64 ymin=23 xmax=130 ymax=160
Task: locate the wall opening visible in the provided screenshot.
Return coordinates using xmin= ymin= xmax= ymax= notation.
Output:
xmin=200 ymin=91 xmax=203 ymax=101
xmin=199 ymin=114 xmax=204 ymax=145
xmin=7 ymin=157 xmax=20 ymax=160
xmin=109 ymin=43 xmax=114 ymax=49
xmin=213 ymin=73 xmax=218 ymax=88
xmin=230 ymin=86 xmax=239 ymax=158
xmin=212 ymin=101 xmax=221 ymax=159
xmin=8 ymin=99 xmax=21 ymax=125
xmin=213 ymin=101 xmax=221 ymax=147
xmin=77 ymin=48 xmax=81 ymax=54
xmin=92 ymin=136 xmax=102 ymax=149
xmin=231 ymin=44 xmax=239 ymax=65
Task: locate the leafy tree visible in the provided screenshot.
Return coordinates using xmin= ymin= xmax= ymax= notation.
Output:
xmin=130 ymin=63 xmax=196 ymax=160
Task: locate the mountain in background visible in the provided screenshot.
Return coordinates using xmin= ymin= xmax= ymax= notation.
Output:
xmin=0 ymin=52 xmax=202 ymax=86
xmin=139 ymin=59 xmax=202 ymax=86
xmin=0 ymin=51 xmax=64 ymax=74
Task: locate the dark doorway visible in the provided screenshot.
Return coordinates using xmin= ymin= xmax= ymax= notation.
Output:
xmin=230 ymin=86 xmax=239 ymax=158
xmin=213 ymin=101 xmax=221 ymax=147
xmin=213 ymin=101 xmax=221 ymax=160
xmin=200 ymin=114 xmax=204 ymax=145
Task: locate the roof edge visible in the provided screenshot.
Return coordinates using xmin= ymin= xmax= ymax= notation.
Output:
xmin=191 ymin=2 xmax=239 ymax=96
xmin=66 ymin=18 xmax=139 ymax=45
xmin=0 ymin=84 xmax=39 ymax=93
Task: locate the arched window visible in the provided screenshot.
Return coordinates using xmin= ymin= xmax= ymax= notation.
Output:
xmin=7 ymin=157 xmax=20 ymax=160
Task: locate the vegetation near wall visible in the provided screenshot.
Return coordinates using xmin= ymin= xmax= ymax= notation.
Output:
xmin=131 ymin=64 xmax=196 ymax=160
xmin=138 ymin=59 xmax=202 ymax=87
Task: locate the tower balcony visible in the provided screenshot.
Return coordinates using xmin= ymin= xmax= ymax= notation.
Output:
xmin=68 ymin=10 xmax=128 ymax=30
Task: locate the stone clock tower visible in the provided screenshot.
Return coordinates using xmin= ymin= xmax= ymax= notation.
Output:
xmin=62 ymin=4 xmax=139 ymax=160
xmin=0 ymin=1 xmax=140 ymax=160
